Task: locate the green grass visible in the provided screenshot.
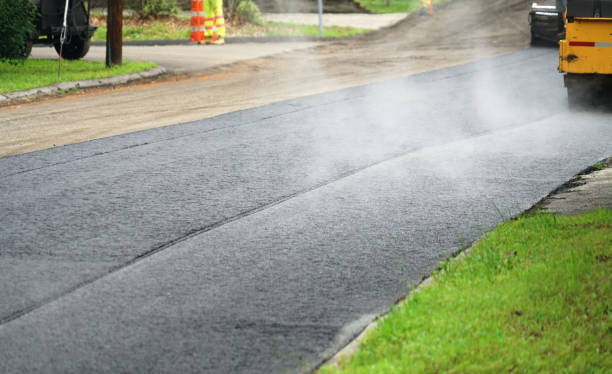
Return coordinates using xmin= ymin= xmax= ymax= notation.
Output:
xmin=594 ymin=161 xmax=606 ymax=170
xmin=355 ymin=0 xmax=451 ymax=14
xmin=0 ymin=59 xmax=157 ymax=94
xmin=92 ymin=24 xmax=189 ymax=42
xmin=90 ymin=20 xmax=370 ymax=42
xmin=322 ymin=209 xmax=612 ymax=373
xmin=241 ymin=22 xmax=371 ymax=38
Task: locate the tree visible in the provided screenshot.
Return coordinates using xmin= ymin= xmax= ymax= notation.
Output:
xmin=106 ymin=0 xmax=123 ymax=66
xmin=0 ymin=0 xmax=37 ymax=62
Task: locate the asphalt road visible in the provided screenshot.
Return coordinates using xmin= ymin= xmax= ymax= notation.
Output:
xmin=1 ymin=47 xmax=611 ymax=373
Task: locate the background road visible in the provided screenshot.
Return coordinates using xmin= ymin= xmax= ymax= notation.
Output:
xmin=1 ymin=47 xmax=611 ymax=373
xmin=1 ymin=0 xmax=532 ymax=158
xmin=33 ymin=41 xmax=323 ymax=73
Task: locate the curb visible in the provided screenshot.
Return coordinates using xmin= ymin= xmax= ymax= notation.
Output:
xmin=320 ymin=243 xmax=474 ymax=370
xmin=0 ymin=66 xmax=166 ymax=105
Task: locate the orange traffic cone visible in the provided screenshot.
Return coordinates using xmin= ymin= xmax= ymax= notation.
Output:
xmin=190 ymin=0 xmax=205 ymax=43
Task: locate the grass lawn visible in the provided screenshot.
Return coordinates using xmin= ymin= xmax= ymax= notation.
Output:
xmin=355 ymin=0 xmax=451 ymax=14
xmin=90 ymin=17 xmax=370 ymax=41
xmin=0 ymin=59 xmax=156 ymax=94
xmin=321 ymin=209 xmax=612 ymax=373
xmin=232 ymin=21 xmax=371 ymax=38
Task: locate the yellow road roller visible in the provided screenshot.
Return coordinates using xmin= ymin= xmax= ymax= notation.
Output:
xmin=559 ymin=0 xmax=612 ymax=107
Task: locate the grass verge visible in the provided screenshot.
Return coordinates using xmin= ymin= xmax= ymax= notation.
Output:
xmin=355 ymin=0 xmax=451 ymax=14
xmin=90 ymin=17 xmax=370 ymax=41
xmin=321 ymin=209 xmax=612 ymax=373
xmin=0 ymin=59 xmax=156 ymax=94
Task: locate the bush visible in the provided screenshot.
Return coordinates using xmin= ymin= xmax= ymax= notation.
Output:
xmin=0 ymin=0 xmax=37 ymax=62
xmin=127 ymin=0 xmax=180 ymax=17
xmin=234 ymin=0 xmax=263 ymax=25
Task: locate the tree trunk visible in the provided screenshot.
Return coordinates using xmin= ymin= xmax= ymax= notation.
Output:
xmin=106 ymin=0 xmax=123 ymax=67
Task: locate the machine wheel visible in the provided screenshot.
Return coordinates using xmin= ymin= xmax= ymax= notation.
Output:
xmin=567 ymin=82 xmax=598 ymax=111
xmin=530 ymin=31 xmax=545 ymax=46
xmin=567 ymin=85 xmax=582 ymax=110
xmin=54 ymin=37 xmax=91 ymax=60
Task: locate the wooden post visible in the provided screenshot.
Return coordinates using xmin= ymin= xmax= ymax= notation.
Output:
xmin=106 ymin=0 xmax=123 ymax=67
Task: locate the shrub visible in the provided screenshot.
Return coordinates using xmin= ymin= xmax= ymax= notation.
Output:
xmin=127 ymin=0 xmax=180 ymax=17
xmin=0 ymin=0 xmax=37 ymax=62
xmin=234 ymin=0 xmax=263 ymax=25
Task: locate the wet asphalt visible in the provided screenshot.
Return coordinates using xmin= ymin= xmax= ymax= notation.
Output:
xmin=1 ymin=47 xmax=611 ymax=373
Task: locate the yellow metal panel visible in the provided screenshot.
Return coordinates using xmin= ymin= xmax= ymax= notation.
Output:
xmin=559 ymin=18 xmax=612 ymax=74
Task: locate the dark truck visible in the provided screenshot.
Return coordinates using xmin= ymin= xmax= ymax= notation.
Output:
xmin=529 ymin=1 xmax=566 ymax=44
xmin=27 ymin=0 xmax=97 ymax=59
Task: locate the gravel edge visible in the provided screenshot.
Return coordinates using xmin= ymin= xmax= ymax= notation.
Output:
xmin=0 ymin=66 xmax=167 ymax=104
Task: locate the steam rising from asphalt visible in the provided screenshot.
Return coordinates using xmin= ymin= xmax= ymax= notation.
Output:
xmin=258 ymin=0 xmax=568 ymax=285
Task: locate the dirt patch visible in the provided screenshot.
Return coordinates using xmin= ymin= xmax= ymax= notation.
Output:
xmin=527 ymin=156 xmax=612 ymax=216
xmin=0 ymin=0 xmax=533 ymax=158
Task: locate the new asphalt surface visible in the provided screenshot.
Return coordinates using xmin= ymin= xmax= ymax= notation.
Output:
xmin=1 ymin=47 xmax=612 ymax=373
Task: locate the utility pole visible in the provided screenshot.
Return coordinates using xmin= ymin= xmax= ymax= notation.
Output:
xmin=106 ymin=0 xmax=123 ymax=67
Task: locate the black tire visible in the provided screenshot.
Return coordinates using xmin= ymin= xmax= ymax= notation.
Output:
xmin=530 ymin=31 xmax=544 ymax=46
xmin=567 ymin=85 xmax=582 ymax=110
xmin=54 ymin=37 xmax=91 ymax=60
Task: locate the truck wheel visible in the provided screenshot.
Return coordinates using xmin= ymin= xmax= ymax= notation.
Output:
xmin=567 ymin=85 xmax=581 ymax=110
xmin=54 ymin=37 xmax=91 ymax=60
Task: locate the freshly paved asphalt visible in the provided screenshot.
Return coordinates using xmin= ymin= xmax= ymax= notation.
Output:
xmin=1 ymin=47 xmax=611 ymax=373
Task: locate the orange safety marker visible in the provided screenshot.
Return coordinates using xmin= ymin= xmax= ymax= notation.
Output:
xmin=190 ymin=0 xmax=205 ymax=42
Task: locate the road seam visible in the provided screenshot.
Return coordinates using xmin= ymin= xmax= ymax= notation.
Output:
xmin=0 ymin=145 xmax=413 ymax=327
xmin=0 ymin=115 xmax=569 ymax=327
xmin=0 ymin=95 xmax=360 ymax=178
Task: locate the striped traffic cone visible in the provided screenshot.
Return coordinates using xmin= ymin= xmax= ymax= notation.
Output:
xmin=190 ymin=0 xmax=205 ymax=43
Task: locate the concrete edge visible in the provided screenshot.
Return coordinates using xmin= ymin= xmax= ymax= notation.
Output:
xmin=0 ymin=66 xmax=167 ymax=105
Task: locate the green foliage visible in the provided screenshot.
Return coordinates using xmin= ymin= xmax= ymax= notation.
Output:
xmin=322 ymin=209 xmax=612 ymax=373
xmin=0 ymin=0 xmax=37 ymax=63
xmin=143 ymin=0 xmax=180 ymax=17
xmin=235 ymin=0 xmax=263 ymax=25
xmin=126 ymin=0 xmax=180 ymax=17
xmin=594 ymin=161 xmax=605 ymax=170
xmin=354 ymin=0 xmax=451 ymax=14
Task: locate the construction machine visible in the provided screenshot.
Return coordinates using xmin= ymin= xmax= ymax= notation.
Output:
xmin=26 ymin=0 xmax=97 ymax=60
xmin=559 ymin=0 xmax=612 ymax=107
xmin=529 ymin=2 xmax=566 ymax=44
